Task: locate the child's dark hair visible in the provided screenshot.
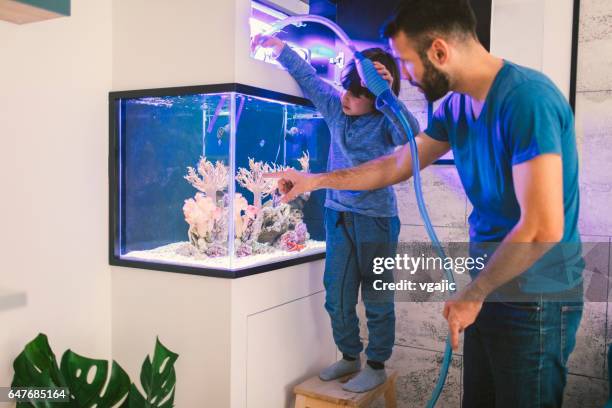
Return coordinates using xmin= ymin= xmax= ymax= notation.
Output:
xmin=341 ymin=48 xmax=401 ymax=100
xmin=382 ymin=0 xmax=478 ymax=57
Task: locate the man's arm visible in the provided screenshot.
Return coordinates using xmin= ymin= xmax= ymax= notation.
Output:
xmin=443 ymin=153 xmax=565 ymax=350
xmin=269 ymin=132 xmax=450 ymax=202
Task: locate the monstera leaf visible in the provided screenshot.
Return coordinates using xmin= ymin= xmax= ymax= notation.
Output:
xmin=128 ymin=337 xmax=178 ymax=408
xmin=12 ymin=333 xmax=130 ymax=407
xmin=12 ymin=334 xmax=177 ymax=408
xmin=12 ymin=333 xmax=69 ymax=408
xmin=60 ymin=350 xmax=131 ymax=407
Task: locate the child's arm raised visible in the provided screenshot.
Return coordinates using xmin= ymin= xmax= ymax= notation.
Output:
xmin=252 ymin=35 xmax=342 ymax=121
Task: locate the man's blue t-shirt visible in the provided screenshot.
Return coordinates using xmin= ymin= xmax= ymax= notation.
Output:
xmin=425 ymin=60 xmax=583 ymax=293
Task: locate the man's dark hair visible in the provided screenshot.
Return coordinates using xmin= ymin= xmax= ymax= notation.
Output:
xmin=341 ymin=47 xmax=401 ymax=100
xmin=382 ymin=0 xmax=478 ymax=54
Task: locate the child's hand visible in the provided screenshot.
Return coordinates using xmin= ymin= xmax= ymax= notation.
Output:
xmin=251 ymin=34 xmax=285 ymax=58
xmin=373 ymin=61 xmax=394 ymax=88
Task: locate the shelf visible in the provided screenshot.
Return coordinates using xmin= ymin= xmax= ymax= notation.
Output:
xmin=0 ymin=288 xmax=27 ymax=312
xmin=0 ymin=0 xmax=70 ymax=25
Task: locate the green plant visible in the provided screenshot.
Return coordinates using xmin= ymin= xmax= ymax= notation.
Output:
xmin=11 ymin=333 xmax=178 ymax=408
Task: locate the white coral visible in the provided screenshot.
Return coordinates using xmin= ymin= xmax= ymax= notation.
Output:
xmin=235 ymin=158 xmax=279 ymax=208
xmin=297 ymin=151 xmax=310 ymax=173
xmin=185 ymin=157 xmax=229 ymax=201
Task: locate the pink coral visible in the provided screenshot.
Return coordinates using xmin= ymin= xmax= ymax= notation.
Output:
xmin=277 ymin=222 xmax=309 ymax=252
xmin=183 ymin=193 xmax=221 ymax=237
xmin=278 ymin=231 xmax=297 ymax=251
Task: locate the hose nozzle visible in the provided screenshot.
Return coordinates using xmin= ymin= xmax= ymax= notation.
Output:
xmin=353 ymin=51 xmax=391 ymax=98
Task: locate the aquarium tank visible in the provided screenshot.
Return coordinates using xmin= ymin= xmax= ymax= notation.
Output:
xmin=110 ymin=84 xmax=330 ymax=277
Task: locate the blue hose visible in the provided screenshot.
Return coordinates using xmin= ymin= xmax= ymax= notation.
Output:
xmin=264 ymin=16 xmax=456 ymax=405
xmin=354 ymin=51 xmax=456 ymax=408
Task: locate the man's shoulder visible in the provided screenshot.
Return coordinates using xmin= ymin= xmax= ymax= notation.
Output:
xmin=496 ymin=61 xmax=565 ymax=105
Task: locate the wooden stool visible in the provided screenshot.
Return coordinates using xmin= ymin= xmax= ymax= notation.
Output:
xmin=293 ymin=371 xmax=397 ymax=408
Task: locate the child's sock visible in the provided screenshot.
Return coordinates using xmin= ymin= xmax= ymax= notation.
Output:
xmin=318 ymin=355 xmax=361 ymax=381
xmin=341 ymin=364 xmax=387 ymax=393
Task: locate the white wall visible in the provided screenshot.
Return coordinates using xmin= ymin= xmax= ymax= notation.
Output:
xmin=112 ymin=0 xmax=236 ymax=90
xmin=112 ymin=0 xmax=304 ymax=96
xmin=491 ymin=0 xmax=574 ymax=99
xmin=0 ymin=0 xmax=112 ymax=392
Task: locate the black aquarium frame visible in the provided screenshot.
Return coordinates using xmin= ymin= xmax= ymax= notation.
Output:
xmin=109 ymin=83 xmax=326 ymax=279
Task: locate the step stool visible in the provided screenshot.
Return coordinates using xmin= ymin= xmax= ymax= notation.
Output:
xmin=293 ymin=371 xmax=397 ymax=408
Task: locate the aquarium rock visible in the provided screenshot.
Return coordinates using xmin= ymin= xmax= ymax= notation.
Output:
xmin=205 ymin=242 xmax=227 ymax=257
xmin=235 ymin=242 xmax=253 ymax=257
xmin=234 ymin=193 xmax=249 ymax=239
xmin=293 ymin=222 xmax=309 ymax=243
xmin=255 ymin=203 xmax=308 ymax=246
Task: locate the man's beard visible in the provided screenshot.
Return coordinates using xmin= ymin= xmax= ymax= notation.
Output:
xmin=411 ymin=54 xmax=451 ymax=102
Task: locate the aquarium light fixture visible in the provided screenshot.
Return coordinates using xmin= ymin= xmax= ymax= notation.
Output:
xmin=249 ymin=16 xmax=272 ymax=37
xmin=252 ymin=1 xmax=289 ymax=21
xmin=246 ymin=94 xmax=295 ymax=106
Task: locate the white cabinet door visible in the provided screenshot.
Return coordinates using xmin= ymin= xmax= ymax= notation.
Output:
xmin=246 ymin=291 xmax=336 ymax=408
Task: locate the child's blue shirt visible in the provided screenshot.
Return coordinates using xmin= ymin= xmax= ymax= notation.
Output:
xmin=277 ymin=45 xmax=420 ymax=218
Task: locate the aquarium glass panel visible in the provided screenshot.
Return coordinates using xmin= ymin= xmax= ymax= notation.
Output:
xmin=111 ymin=86 xmax=329 ymax=275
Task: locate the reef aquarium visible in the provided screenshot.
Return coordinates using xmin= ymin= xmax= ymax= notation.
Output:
xmin=109 ymin=84 xmax=330 ymax=277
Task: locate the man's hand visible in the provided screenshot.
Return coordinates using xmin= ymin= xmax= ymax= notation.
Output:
xmin=443 ymin=285 xmax=485 ymax=351
xmin=263 ymin=134 xmax=449 ymax=198
xmin=251 ymin=34 xmax=285 ymax=58
xmin=264 ymin=169 xmax=321 ymax=203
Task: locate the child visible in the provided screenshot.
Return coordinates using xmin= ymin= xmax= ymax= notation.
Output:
xmin=252 ymin=34 xmax=420 ymax=392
